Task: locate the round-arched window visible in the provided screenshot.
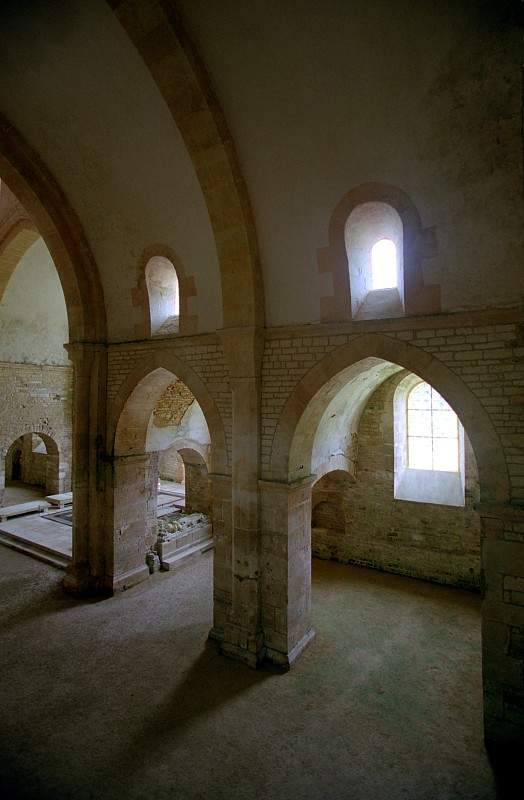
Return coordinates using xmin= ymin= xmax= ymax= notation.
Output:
xmin=145 ymin=256 xmax=180 ymax=336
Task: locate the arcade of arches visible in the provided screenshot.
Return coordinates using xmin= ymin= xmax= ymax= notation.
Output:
xmin=0 ymin=1 xmax=523 ymax=797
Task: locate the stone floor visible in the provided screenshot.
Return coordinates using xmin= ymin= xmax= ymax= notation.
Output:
xmin=0 ymin=548 xmax=503 ymax=800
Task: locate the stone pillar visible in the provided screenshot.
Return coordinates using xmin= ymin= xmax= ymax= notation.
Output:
xmin=20 ymin=433 xmax=32 ymax=483
xmin=184 ymin=461 xmax=211 ymax=514
xmin=260 ymin=477 xmax=316 ymax=667
xmin=219 ymin=327 xmax=264 ymax=666
xmin=63 ymin=342 xmax=108 ymax=595
xmin=479 ymin=504 xmax=524 ymax=747
xmin=45 ymin=452 xmax=60 ymax=494
xmin=108 ymin=452 xmax=156 ymax=592
xmin=209 ymin=473 xmax=233 ymax=642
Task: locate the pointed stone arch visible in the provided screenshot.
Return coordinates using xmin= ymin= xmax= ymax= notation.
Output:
xmin=109 ymin=350 xmax=227 ymax=475
xmin=0 ymin=219 xmax=39 ymax=303
xmin=270 ymin=332 xmax=509 ymax=505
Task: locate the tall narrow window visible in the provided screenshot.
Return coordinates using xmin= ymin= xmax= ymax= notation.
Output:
xmin=371 ymin=238 xmax=397 ymax=289
xmin=145 ymin=256 xmax=180 ymax=336
xmin=345 ymin=202 xmax=404 ymax=320
xmin=407 ymin=382 xmax=459 ymax=472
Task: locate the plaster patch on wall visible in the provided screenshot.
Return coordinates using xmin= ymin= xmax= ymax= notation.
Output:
xmin=153 ymin=381 xmax=195 ymax=427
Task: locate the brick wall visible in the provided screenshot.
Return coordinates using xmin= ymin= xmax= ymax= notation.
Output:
xmin=311 ymin=373 xmax=482 ymax=589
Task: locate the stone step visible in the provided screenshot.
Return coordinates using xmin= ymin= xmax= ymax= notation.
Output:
xmin=0 ymin=530 xmax=70 ymax=570
xmin=160 ymin=539 xmax=214 ymax=571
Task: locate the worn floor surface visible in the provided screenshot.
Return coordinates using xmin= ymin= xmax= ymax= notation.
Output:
xmin=0 ymin=548 xmax=501 ymax=800
xmin=2 ymin=482 xmax=46 ymax=505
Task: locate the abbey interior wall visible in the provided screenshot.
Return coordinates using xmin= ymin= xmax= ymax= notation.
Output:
xmin=311 ymin=373 xmax=482 ymax=590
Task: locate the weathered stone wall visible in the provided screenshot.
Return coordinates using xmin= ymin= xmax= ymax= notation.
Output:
xmin=0 ymin=361 xmax=73 ymax=501
xmin=312 ymin=373 xmax=482 ymax=590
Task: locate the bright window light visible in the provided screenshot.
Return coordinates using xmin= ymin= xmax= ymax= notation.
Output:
xmin=407 ymin=382 xmax=459 ymax=472
xmin=371 ymin=238 xmax=397 ymax=290
xmin=174 ymin=282 xmax=180 ymax=317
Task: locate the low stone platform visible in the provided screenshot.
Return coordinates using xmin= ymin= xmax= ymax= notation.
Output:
xmin=0 ymin=512 xmax=72 ymax=568
xmin=45 ymin=492 xmax=73 ymax=508
xmin=156 ymin=511 xmax=213 ymax=570
xmin=0 ymin=500 xmax=49 ymax=521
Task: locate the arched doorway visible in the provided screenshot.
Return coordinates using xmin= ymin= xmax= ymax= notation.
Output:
xmin=3 ymin=432 xmax=62 ymax=502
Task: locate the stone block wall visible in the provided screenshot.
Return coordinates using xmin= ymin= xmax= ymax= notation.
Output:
xmin=0 ymin=361 xmax=73 ymax=502
xmin=311 ymin=372 xmax=482 ymax=589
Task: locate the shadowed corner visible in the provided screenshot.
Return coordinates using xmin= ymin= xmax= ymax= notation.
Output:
xmin=486 ymin=736 xmax=524 ymax=799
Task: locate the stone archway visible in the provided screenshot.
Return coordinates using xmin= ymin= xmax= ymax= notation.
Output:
xmin=0 ymin=113 xmax=108 ymax=594
xmin=3 ymin=432 xmax=62 ymax=498
xmin=263 ymin=332 xmax=518 ymax=745
xmin=270 ymin=333 xmax=508 ymax=504
xmin=106 ymin=353 xmax=229 ymax=614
